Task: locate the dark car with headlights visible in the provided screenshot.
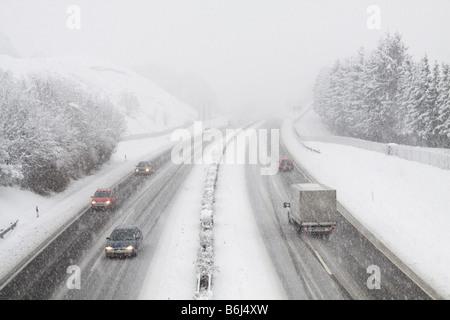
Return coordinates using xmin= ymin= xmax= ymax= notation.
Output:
xmin=135 ymin=161 xmax=152 ymax=175
xmin=105 ymin=225 xmax=143 ymax=258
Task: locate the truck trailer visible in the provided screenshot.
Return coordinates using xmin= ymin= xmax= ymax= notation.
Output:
xmin=284 ymin=183 xmax=337 ymax=233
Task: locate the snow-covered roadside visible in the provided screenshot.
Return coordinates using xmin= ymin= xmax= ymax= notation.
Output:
xmin=137 ymin=163 xmax=206 ymax=300
xmin=0 ymin=133 xmax=175 ymax=283
xmin=213 ymin=160 xmax=288 ymax=300
xmin=282 ymin=113 xmax=450 ymax=299
xmin=0 ymin=111 xmax=228 ymax=287
xmin=200 ymin=123 xmax=286 ymax=300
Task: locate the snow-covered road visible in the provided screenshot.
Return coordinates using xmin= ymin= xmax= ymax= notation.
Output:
xmin=1 ymin=109 xmax=449 ymax=300
xmin=139 ymin=123 xmax=288 ymax=299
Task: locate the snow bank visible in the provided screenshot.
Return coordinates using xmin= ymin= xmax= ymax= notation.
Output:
xmin=294 ymin=107 xmax=450 ymax=170
xmin=283 ymin=111 xmax=450 ymax=299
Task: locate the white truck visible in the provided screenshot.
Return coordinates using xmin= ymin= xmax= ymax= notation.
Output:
xmin=283 ymin=183 xmax=337 ymax=234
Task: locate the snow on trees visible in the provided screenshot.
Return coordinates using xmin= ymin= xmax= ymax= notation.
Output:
xmin=313 ymin=32 xmax=450 ymax=148
xmin=0 ymin=69 xmax=125 ymax=194
xmin=435 ymin=63 xmax=450 ymax=146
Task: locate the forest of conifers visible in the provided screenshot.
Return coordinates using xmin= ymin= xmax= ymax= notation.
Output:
xmin=313 ymin=32 xmax=450 ymax=148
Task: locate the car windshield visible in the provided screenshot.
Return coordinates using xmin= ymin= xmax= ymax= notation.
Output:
xmin=281 ymin=160 xmax=291 ymax=165
xmin=110 ymin=229 xmax=137 ymax=241
xmin=137 ymin=162 xmax=149 ymax=167
xmin=94 ymin=191 xmax=111 ymax=197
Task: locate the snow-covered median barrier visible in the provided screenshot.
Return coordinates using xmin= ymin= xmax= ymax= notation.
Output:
xmin=194 ymin=147 xmax=222 ymax=300
xmin=193 ymin=122 xmax=262 ymax=299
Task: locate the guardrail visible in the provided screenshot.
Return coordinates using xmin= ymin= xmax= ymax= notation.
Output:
xmin=293 ymin=108 xmax=450 ymax=170
xmin=0 ymin=220 xmax=18 ymax=239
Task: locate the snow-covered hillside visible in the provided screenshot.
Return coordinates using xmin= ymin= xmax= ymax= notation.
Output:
xmin=0 ymin=55 xmax=197 ymax=135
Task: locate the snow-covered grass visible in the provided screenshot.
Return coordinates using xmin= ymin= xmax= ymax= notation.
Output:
xmin=283 ymin=108 xmax=450 ymax=299
xmin=0 ymin=55 xmax=196 ymax=136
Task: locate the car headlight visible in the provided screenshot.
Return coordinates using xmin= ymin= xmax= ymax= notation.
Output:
xmin=106 ymin=200 xmax=111 ymax=204
xmin=91 ymin=201 xmax=96 ymax=204
xmin=135 ymin=169 xmax=138 ymax=172
xmin=105 ymin=246 xmax=113 ymax=251
xmin=145 ymin=168 xmax=150 ymax=172
xmin=126 ymin=245 xmax=134 ymax=251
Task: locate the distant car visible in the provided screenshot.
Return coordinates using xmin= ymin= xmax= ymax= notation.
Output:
xmin=105 ymin=225 xmax=143 ymax=258
xmin=135 ymin=161 xmax=152 ymax=175
xmin=279 ymin=158 xmax=294 ymax=171
xmin=91 ymin=188 xmax=117 ymax=211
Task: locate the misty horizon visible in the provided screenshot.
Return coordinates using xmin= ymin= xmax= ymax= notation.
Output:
xmin=1 ymin=0 xmax=450 ymax=117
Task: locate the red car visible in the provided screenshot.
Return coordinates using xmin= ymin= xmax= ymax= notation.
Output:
xmin=91 ymin=188 xmax=117 ymax=211
xmin=279 ymin=158 xmax=294 ymax=171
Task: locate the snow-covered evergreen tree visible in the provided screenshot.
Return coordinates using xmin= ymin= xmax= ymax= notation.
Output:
xmin=360 ymin=32 xmax=407 ymax=142
xmin=421 ymin=62 xmax=441 ymax=146
xmin=395 ymin=55 xmax=415 ymax=143
xmin=312 ymin=32 xmax=450 ymax=148
xmin=403 ymin=55 xmax=431 ymax=145
xmin=0 ymin=69 xmax=126 ymax=194
xmin=435 ymin=63 xmax=450 ymax=146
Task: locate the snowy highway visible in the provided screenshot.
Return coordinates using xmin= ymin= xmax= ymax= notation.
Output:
xmin=2 ymin=0 xmax=450 ymax=305
xmin=51 ymin=161 xmax=194 ymax=299
xmin=0 ymin=119 xmax=435 ymax=300
xmin=0 ymin=147 xmax=193 ymax=299
xmin=244 ymin=120 xmax=431 ymax=299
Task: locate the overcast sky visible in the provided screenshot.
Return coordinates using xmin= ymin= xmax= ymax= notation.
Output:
xmin=1 ymin=0 xmax=450 ymax=116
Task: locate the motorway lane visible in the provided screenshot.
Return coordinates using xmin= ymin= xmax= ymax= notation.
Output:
xmin=277 ymin=128 xmax=432 ymax=299
xmin=244 ymin=119 xmax=432 ymax=300
xmin=245 ymin=161 xmax=347 ymax=299
xmin=51 ymin=160 xmax=193 ymax=299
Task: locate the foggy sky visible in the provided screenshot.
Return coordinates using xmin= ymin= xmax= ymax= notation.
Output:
xmin=1 ymin=0 xmax=449 ymax=116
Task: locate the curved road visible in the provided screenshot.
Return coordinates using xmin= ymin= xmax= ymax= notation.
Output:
xmin=243 ymin=119 xmax=433 ymax=300
xmin=0 ymin=119 xmax=436 ymax=300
